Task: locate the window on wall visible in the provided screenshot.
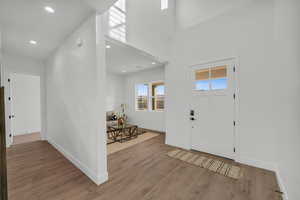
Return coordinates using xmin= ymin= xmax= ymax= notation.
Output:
xmin=135 ymin=82 xmax=165 ymax=111
xmin=161 ymin=0 xmax=168 ymax=10
xmin=108 ymin=0 xmax=126 ymax=42
xmin=151 ymin=82 xmax=165 ymax=111
xmin=195 ymin=65 xmax=228 ymax=91
xmin=136 ymin=84 xmax=149 ymax=111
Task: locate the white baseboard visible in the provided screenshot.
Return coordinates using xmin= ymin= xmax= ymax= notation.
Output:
xmin=165 ymin=140 xmax=191 ymax=151
xmin=47 ymin=138 xmax=108 ymax=185
xmin=238 ymin=157 xmax=288 ymax=200
xmin=237 ymin=156 xmax=277 ymax=171
xmin=274 ymin=166 xmax=289 ymax=200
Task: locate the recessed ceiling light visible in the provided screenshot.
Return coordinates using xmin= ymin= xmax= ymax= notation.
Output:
xmin=122 ymin=70 xmax=127 ymax=73
xmin=44 ymin=6 xmax=55 ymax=13
xmin=152 ymin=62 xmax=156 ymax=65
xmin=29 ymin=40 xmax=37 ymax=45
xmin=106 ymin=45 xmax=111 ymax=49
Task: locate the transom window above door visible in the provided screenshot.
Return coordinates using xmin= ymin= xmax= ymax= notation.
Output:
xmin=194 ymin=65 xmax=228 ymax=92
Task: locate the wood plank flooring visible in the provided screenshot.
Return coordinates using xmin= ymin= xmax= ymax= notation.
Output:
xmin=12 ymin=132 xmax=41 ymax=145
xmin=7 ymin=134 xmax=282 ymax=200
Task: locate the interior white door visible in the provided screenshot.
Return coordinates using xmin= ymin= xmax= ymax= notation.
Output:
xmin=190 ymin=60 xmax=236 ymax=159
xmin=10 ymin=73 xmax=41 ymax=136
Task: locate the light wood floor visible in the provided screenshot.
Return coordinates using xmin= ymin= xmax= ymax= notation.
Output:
xmin=7 ymin=134 xmax=282 ymax=200
xmin=107 ymin=132 xmax=159 ymax=155
xmin=12 ymin=132 xmax=41 ymax=145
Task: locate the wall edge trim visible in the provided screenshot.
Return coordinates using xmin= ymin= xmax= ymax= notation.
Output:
xmin=47 ymin=137 xmax=108 ymax=185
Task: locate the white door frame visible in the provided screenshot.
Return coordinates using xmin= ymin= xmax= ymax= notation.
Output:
xmin=7 ymin=73 xmax=43 ymax=146
xmin=188 ymin=57 xmax=239 ymax=161
xmin=7 ymin=75 xmax=13 ymax=146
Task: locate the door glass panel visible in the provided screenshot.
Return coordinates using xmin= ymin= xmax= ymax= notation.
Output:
xmin=211 ymin=65 xmax=227 ymax=90
xmin=195 ymin=68 xmax=209 ymax=91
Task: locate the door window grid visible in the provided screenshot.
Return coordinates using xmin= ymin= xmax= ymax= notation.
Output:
xmin=194 ymin=65 xmax=228 ymax=91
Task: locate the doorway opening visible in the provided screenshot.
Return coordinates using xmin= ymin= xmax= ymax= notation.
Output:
xmin=105 ymin=36 xmax=166 ymax=156
xmin=8 ymin=73 xmax=41 ymax=145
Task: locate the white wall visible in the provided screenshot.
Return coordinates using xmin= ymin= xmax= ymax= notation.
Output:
xmin=273 ymin=0 xmax=300 ymax=199
xmin=125 ymin=0 xmax=175 ymax=60
xmin=10 ymin=73 xmax=41 ymax=135
xmin=166 ymin=0 xmax=300 ymax=199
xmin=176 ymin=0 xmax=252 ymax=29
xmin=125 ymin=67 xmax=165 ymax=132
xmin=45 ymin=15 xmax=107 ymax=185
xmin=2 ymin=53 xmax=46 ymax=146
xmin=106 ymin=72 xmax=125 ymax=111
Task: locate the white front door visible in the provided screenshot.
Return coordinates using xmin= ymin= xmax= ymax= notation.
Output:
xmin=190 ymin=59 xmax=236 ymax=159
xmin=10 ymin=73 xmax=41 ymax=137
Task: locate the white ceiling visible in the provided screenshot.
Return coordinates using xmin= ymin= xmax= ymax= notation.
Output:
xmin=106 ymin=38 xmax=165 ymax=75
xmin=0 ymin=0 xmax=94 ymax=60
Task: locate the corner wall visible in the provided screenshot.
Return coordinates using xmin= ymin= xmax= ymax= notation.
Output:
xmin=2 ymin=53 xmax=46 ymax=146
xmin=273 ymin=0 xmax=300 ymax=199
xmin=106 ymin=72 xmax=125 ymax=111
xmin=45 ymin=14 xmax=107 ymax=185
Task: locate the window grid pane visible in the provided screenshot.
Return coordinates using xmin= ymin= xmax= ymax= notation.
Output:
xmin=194 ymin=65 xmax=228 ymax=91
xmin=136 ymin=84 xmax=149 ymax=110
xmin=153 ymin=96 xmax=165 ymax=110
xmin=109 ymin=0 xmax=126 ymax=42
xmin=152 ymin=83 xmax=165 ymax=111
xmin=114 ymin=0 xmax=126 ymax=11
xmin=211 ymin=65 xmax=227 ymax=90
xmin=137 ymin=97 xmax=148 ymax=110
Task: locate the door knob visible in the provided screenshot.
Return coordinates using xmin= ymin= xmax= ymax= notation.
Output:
xmin=190 ymin=117 xmax=195 ymax=121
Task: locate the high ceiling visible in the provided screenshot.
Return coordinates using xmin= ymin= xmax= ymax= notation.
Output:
xmin=0 ymin=0 xmax=94 ymax=60
xmin=106 ymin=38 xmax=165 ymax=75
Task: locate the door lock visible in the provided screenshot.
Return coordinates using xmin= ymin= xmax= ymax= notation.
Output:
xmin=190 ymin=117 xmax=195 ymax=121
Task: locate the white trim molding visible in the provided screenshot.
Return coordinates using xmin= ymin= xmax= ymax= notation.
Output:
xmin=47 ymin=138 xmax=108 ymax=185
xmin=274 ymin=165 xmax=289 ymax=200
xmin=237 ymin=156 xmax=277 ymax=171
